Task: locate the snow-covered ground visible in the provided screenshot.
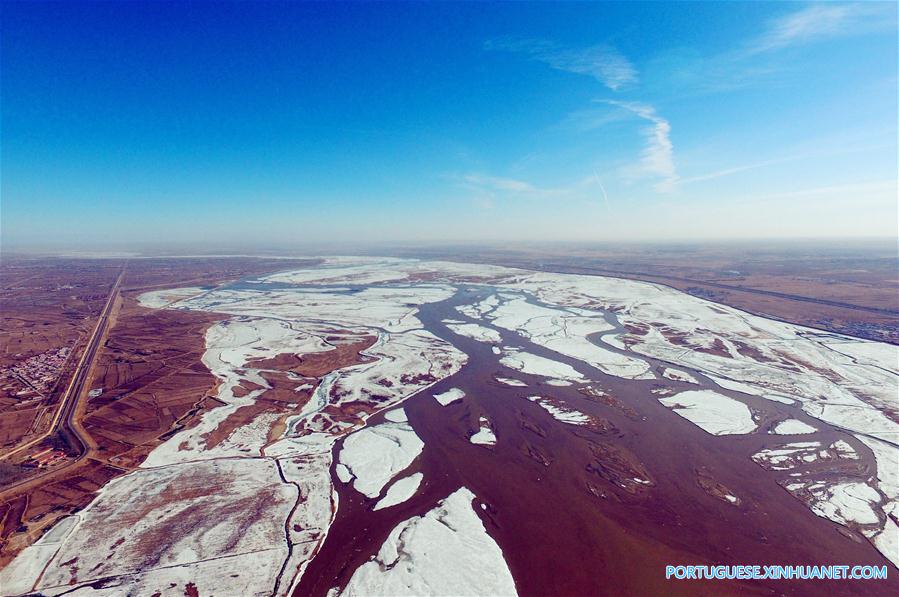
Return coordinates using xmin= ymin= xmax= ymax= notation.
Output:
xmin=487 ymin=297 xmax=652 ymax=379
xmin=136 ymin=286 xmax=208 ymax=309
xmin=17 ymin=458 xmax=295 ymax=595
xmin=0 ymin=516 xmax=79 ymax=595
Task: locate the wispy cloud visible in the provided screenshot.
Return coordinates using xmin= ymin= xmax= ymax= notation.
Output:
xmin=603 ymin=101 xmax=679 ymax=192
xmin=640 ymin=3 xmax=894 ymax=98
xmin=678 ymin=129 xmax=895 ymax=186
xmin=460 ymin=174 xmax=553 ymax=196
xmin=749 ymin=2 xmax=895 ymax=54
xmin=486 ymin=38 xmax=637 ymax=91
xmin=678 ymin=158 xmax=793 ymax=186
xmin=453 ymin=172 xmax=600 ymax=207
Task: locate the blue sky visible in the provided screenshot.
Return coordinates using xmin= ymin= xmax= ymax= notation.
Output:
xmin=2 ymin=1 xmax=896 ymax=247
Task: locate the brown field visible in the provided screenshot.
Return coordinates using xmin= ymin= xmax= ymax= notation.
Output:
xmin=0 ymin=255 xmax=320 ymax=566
xmin=0 ymin=260 xmax=120 ymax=452
xmin=79 ymin=300 xmax=224 ymax=469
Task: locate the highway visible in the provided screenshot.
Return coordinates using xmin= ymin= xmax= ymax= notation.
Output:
xmin=0 ymin=267 xmax=125 ymax=467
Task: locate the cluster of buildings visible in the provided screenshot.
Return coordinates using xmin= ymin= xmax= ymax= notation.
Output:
xmin=25 ymin=447 xmax=68 ymax=468
xmin=5 ymin=346 xmax=71 ymax=398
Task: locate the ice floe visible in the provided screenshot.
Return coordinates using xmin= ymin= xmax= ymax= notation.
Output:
xmin=444 ymin=321 xmax=503 ymax=344
xmin=752 ymin=442 xmax=823 ymax=470
xmin=456 ymin=294 xmax=501 ymax=320
xmin=830 ymin=439 xmax=859 ymax=460
xmin=659 ymin=390 xmax=757 ymax=435
xmin=528 ymin=396 xmax=591 ymax=426
xmin=470 ymin=417 xmax=497 ymax=446
xmin=784 ymin=480 xmax=882 ymax=526
xmin=494 ymin=376 xmax=528 ymax=387
xmin=433 ymin=387 xmax=465 ymax=406
xmin=340 ymin=487 xmax=517 ymax=596
xmin=770 ymin=419 xmax=817 ymax=435
xmin=500 ymin=349 xmax=584 ymax=382
xmin=661 ymin=367 xmax=699 ymax=384
xmin=384 ymin=408 xmax=408 ymax=423
xmin=339 ymin=421 xmax=424 ymax=498
xmin=374 ymin=473 xmax=424 ymax=511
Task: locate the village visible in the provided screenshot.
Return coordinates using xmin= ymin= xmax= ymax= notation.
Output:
xmin=3 ymin=346 xmax=71 ymax=400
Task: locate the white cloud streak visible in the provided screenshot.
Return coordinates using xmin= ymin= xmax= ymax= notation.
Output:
xmin=461 ymin=174 xmax=548 ymax=196
xmin=455 ymin=173 xmax=600 ymax=207
xmin=604 ymin=100 xmax=679 ymax=192
xmin=486 ymin=38 xmax=637 ymax=91
xmin=678 ymin=158 xmax=794 ymax=185
xmin=749 ymin=2 xmax=895 ymax=54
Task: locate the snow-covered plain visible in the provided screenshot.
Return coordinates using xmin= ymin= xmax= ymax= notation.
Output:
xmin=19 ymin=459 xmax=295 ymax=595
xmin=7 ymin=264 xmax=469 ymax=596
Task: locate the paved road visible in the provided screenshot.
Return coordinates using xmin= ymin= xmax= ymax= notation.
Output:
xmin=0 ymin=268 xmax=124 ymax=477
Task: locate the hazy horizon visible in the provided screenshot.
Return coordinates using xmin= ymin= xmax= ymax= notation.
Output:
xmin=3 ymin=236 xmax=897 ymax=259
xmin=2 ymin=1 xmax=897 ymax=247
